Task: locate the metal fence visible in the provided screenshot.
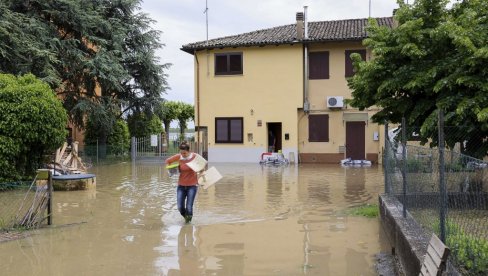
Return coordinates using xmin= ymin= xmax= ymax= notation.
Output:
xmin=384 ymin=117 xmax=488 ymax=275
xmin=0 ymin=172 xmax=53 ymax=231
xmin=130 ymin=135 xmax=199 ymax=163
xmin=78 ymin=135 xmax=199 ymax=164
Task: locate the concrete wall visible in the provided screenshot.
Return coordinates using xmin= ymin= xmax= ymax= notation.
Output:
xmin=379 ymin=195 xmax=430 ymax=276
xmin=379 ymin=195 xmax=463 ymax=276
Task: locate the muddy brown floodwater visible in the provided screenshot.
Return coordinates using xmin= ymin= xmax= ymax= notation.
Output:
xmin=0 ymin=162 xmax=390 ymax=275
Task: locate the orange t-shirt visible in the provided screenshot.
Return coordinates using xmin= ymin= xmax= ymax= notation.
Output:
xmin=165 ymin=153 xmax=198 ymax=186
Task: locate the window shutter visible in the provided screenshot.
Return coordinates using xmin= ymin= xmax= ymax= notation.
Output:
xmin=215 ymin=117 xmax=243 ymax=143
xmin=216 ymin=119 xmax=228 ymax=142
xmin=309 ymin=51 xmax=329 ymax=79
xmin=308 ymin=114 xmax=329 ymax=142
xmin=215 ymin=55 xmax=228 ymax=75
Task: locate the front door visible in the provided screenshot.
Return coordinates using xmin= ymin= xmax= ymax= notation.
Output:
xmin=267 ymin=123 xmax=282 ymax=153
xmin=346 ymin=121 xmax=365 ymax=160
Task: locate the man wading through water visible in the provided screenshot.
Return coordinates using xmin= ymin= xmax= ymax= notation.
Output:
xmin=165 ymin=142 xmax=202 ymax=223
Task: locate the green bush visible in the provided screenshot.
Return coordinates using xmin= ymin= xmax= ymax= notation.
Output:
xmin=0 ymin=73 xmax=67 ymax=181
xmin=404 ymin=158 xmax=432 ymax=173
xmin=107 ymin=119 xmax=130 ymax=156
xmin=447 ymin=225 xmax=488 ymax=274
xmin=433 ymin=220 xmax=488 ymax=274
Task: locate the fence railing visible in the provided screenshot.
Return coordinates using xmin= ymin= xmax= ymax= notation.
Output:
xmin=77 ymin=135 xmax=203 ymax=165
xmin=384 ymin=118 xmax=488 ymax=275
xmin=0 ymin=170 xmax=53 ymax=231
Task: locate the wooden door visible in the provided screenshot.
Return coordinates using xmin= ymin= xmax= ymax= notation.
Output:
xmin=346 ymin=122 xmax=365 ymax=160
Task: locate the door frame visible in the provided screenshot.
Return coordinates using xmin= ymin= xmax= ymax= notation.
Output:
xmin=267 ymin=122 xmax=282 ymax=153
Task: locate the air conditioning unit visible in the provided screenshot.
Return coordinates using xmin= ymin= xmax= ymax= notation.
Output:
xmin=327 ymin=96 xmax=344 ymax=109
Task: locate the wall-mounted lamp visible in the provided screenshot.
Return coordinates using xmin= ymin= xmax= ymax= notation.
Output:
xmin=250 ymin=109 xmax=254 ymax=116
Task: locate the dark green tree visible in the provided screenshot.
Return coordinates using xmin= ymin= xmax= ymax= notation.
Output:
xmin=0 ymin=0 xmax=169 ymax=146
xmin=348 ymin=0 xmax=488 ymax=158
xmin=127 ymin=112 xmax=163 ymax=138
xmin=107 ymin=119 xmax=130 ymax=156
xmin=0 ymin=74 xmax=68 ymax=181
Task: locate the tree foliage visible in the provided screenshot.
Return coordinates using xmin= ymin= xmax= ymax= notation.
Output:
xmin=0 ymin=73 xmax=67 ymax=181
xmin=107 ymin=119 xmax=130 ymax=155
xmin=155 ymin=101 xmax=183 ymax=142
xmin=348 ymin=0 xmax=488 ymax=158
xmin=127 ymin=112 xmax=163 ymax=138
xmin=175 ymin=102 xmax=194 ymax=139
xmin=0 ymin=0 xmax=169 ymax=144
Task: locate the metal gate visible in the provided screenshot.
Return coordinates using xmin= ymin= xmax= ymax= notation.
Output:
xmin=131 ymin=134 xmax=168 ymax=162
xmin=131 ymin=134 xmax=203 ymax=162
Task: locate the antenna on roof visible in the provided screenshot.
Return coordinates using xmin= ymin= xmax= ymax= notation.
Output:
xmin=369 ymin=0 xmax=371 ymax=18
xmin=204 ymin=0 xmax=209 ymax=45
xmin=204 ymin=0 xmax=210 ymax=76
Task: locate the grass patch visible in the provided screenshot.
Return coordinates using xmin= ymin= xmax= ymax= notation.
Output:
xmin=348 ymin=204 xmax=379 ymax=218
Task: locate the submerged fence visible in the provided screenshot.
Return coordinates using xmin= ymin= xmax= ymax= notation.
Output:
xmin=0 ymin=171 xmax=53 ymax=231
xmin=384 ymin=117 xmax=488 ymax=275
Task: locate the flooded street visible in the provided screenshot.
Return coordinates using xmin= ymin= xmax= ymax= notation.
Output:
xmin=0 ymin=163 xmax=388 ymax=275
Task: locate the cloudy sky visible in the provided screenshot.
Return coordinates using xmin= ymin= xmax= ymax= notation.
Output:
xmin=139 ymin=0 xmax=401 ymax=105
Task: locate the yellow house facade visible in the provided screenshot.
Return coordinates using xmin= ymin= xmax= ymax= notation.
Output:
xmin=182 ymin=14 xmax=392 ymax=163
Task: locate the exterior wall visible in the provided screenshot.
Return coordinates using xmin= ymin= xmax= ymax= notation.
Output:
xmin=298 ymin=42 xmax=383 ymax=163
xmin=193 ymin=42 xmax=385 ymax=163
xmin=195 ymin=45 xmax=303 ymax=163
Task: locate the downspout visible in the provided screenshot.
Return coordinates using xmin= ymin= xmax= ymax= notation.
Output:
xmin=195 ymin=50 xmax=201 ymax=155
xmin=303 ymin=6 xmax=310 ymax=113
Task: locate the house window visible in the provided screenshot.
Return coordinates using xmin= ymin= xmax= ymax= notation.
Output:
xmin=308 ymin=114 xmax=329 ymax=142
xmin=215 ymin=53 xmax=243 ymax=75
xmin=215 ymin=117 xmax=243 ymax=143
xmin=345 ymin=49 xmax=366 ymax=77
xmin=309 ymin=51 xmax=329 ymax=79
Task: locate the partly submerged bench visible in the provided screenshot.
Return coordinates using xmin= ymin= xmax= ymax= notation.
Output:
xmin=419 ymin=234 xmax=450 ymax=276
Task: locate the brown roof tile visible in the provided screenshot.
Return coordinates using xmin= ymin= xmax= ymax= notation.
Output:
xmin=181 ymin=17 xmax=393 ymax=53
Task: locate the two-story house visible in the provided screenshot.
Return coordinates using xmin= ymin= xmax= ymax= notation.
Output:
xmin=181 ymin=12 xmax=393 ymax=163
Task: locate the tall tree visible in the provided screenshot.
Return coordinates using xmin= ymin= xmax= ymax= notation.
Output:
xmin=176 ymin=102 xmax=195 ymax=140
xmin=127 ymin=112 xmax=163 ymax=138
xmin=0 ymin=0 xmax=170 ymax=145
xmin=155 ymin=101 xmax=179 ymax=144
xmin=348 ymin=0 xmax=488 ymax=158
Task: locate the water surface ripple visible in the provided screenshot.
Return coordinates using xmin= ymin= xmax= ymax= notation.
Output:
xmin=0 ymin=162 xmax=388 ymax=275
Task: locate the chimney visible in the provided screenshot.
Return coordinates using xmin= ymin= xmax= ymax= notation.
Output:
xmin=392 ymin=9 xmax=399 ymax=28
xmin=296 ymin=12 xmax=304 ymax=40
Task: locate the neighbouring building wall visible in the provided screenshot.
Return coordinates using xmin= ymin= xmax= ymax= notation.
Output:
xmin=60 ymin=83 xmax=102 ymax=149
xmin=298 ymin=42 xmax=383 ymax=163
xmin=194 ymin=45 xmax=303 ymax=163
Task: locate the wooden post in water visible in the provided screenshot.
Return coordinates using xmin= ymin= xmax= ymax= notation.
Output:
xmin=47 ymin=169 xmax=53 ymax=225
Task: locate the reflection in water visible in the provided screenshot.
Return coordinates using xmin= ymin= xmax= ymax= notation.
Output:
xmin=344 ymin=167 xmax=371 ymax=204
xmin=0 ymin=162 xmax=388 ymax=275
xmin=266 ymin=165 xmax=284 ymax=207
xmin=170 ymin=225 xmax=201 ymax=276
